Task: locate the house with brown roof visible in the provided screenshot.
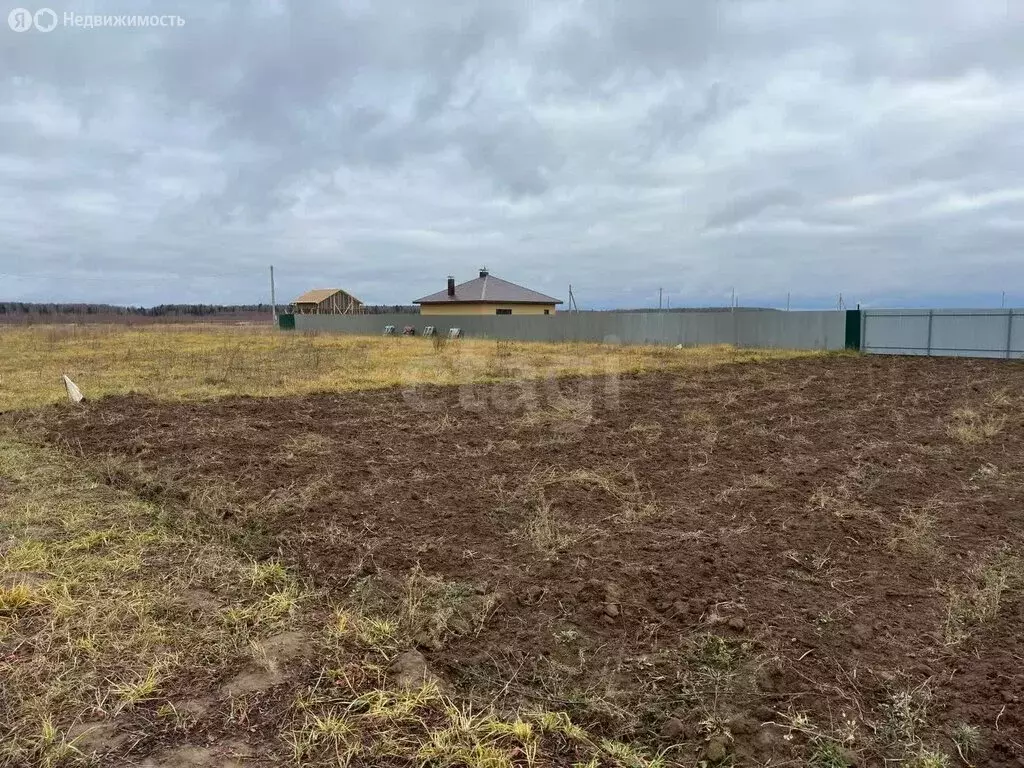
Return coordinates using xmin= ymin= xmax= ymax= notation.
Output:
xmin=291 ymin=288 xmax=364 ymax=315
xmin=414 ymin=269 xmax=562 ymax=316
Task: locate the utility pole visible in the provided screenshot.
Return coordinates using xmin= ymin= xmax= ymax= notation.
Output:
xmin=786 ymin=292 xmax=791 ymax=312
xmin=269 ymin=265 xmax=277 ymax=324
xmin=1002 ymin=291 xmax=1006 ymax=308
xmin=731 ymin=287 xmax=736 ymax=312
xmin=658 ymin=287 xmax=663 ymax=311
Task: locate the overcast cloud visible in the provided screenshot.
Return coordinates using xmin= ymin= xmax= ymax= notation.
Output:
xmin=2 ymin=0 xmax=1022 ymax=309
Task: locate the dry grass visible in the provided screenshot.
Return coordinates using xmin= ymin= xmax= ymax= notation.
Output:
xmin=942 ymin=547 xmax=1022 ymax=645
xmin=307 ymin=567 xmax=673 ymax=768
xmin=0 ymin=428 xmax=633 ymax=767
xmin=0 ymin=323 xmax=816 ymax=411
xmin=336 ymin=567 xmax=500 ymax=652
xmin=0 ymin=428 xmax=296 ymax=765
xmin=498 ymin=464 xmax=655 ymax=554
xmin=516 ymin=393 xmax=596 ymax=432
xmin=523 ymin=494 xmax=584 ymax=556
xmin=808 ymin=481 xmax=872 ymax=520
xmin=285 ymin=673 xmax=666 ymax=768
xmin=946 ymin=407 xmax=1007 ymax=444
xmin=627 ymin=421 xmax=664 ymax=444
xmin=887 ymin=501 xmax=943 ymax=556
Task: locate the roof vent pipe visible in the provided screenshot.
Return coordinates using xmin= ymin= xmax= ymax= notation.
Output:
xmin=447 ymin=276 xmax=455 ymax=297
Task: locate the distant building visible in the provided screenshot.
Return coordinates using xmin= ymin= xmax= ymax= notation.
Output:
xmin=414 ymin=269 xmax=562 ymax=316
xmin=291 ymin=289 xmax=364 ymax=315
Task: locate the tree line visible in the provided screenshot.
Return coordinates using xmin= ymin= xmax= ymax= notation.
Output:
xmin=0 ymin=302 xmax=282 ymax=318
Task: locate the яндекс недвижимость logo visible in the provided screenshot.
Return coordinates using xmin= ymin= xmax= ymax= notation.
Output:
xmin=8 ymin=7 xmax=58 ymax=31
xmin=8 ymin=8 xmax=183 ymax=31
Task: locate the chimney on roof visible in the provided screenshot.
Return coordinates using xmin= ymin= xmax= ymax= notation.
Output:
xmin=479 ymin=267 xmax=489 ymax=278
xmin=447 ymin=275 xmax=455 ymax=297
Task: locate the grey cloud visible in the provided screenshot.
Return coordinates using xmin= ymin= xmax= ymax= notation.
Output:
xmin=1 ymin=0 xmax=1023 ymax=308
xmin=703 ymin=187 xmax=804 ymax=231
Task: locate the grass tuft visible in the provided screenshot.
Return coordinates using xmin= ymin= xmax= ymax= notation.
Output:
xmin=524 ymin=494 xmax=582 ymax=556
xmin=887 ymin=502 xmax=941 ymax=556
xmin=943 ymin=547 xmax=1021 ymax=645
xmin=809 ymin=737 xmax=853 ymax=768
xmin=0 ymin=583 xmax=46 ymax=614
xmin=908 ymin=748 xmax=951 ymax=768
xmin=946 ymin=408 xmax=1007 ymax=444
xmin=951 ymin=722 xmax=981 ymax=760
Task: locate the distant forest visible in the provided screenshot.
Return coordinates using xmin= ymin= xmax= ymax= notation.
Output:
xmin=0 ymin=302 xmax=280 ymax=324
xmin=0 ymin=302 xmax=420 ymax=324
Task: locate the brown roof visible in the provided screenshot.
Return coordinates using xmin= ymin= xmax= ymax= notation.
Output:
xmin=292 ymin=288 xmax=363 ymax=305
xmin=414 ymin=274 xmax=562 ymax=305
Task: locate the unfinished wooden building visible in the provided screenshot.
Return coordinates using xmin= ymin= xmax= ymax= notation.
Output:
xmin=291 ymin=289 xmax=364 ymax=315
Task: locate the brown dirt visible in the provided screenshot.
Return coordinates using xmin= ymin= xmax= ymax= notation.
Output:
xmin=140 ymin=742 xmax=253 ymax=768
xmin=66 ymin=721 xmax=133 ymax=755
xmin=29 ymin=355 xmax=1024 ymax=766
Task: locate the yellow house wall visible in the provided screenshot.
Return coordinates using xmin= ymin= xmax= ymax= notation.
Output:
xmin=419 ymin=303 xmax=556 ymax=316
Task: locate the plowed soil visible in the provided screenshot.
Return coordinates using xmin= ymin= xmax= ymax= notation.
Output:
xmin=35 ymin=355 xmax=1024 ymax=766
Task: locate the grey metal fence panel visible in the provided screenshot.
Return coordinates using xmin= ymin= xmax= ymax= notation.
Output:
xmin=293 ymin=310 xmax=847 ymax=350
xmin=862 ymin=311 xmax=932 ymax=355
xmin=931 ymin=311 xmax=1012 ymax=358
xmin=1012 ymin=313 xmax=1024 ymax=360
xmin=735 ymin=310 xmax=845 ymax=350
xmin=863 ymin=309 xmax=1024 ymax=358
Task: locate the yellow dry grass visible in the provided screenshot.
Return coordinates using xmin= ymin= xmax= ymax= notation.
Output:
xmin=946 ymin=407 xmax=1007 ymax=444
xmin=0 ymin=427 xmax=669 ymax=767
xmin=0 ymin=428 xmax=293 ymax=765
xmin=0 ymin=323 xmax=816 ymax=410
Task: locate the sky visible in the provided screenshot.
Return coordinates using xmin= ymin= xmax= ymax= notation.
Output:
xmin=1 ymin=0 xmax=1022 ymax=310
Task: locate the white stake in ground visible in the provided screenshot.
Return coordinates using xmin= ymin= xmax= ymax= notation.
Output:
xmin=62 ymin=375 xmax=84 ymax=403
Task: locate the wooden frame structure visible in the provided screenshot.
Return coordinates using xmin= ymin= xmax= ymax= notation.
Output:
xmin=291 ymin=289 xmax=364 ymax=315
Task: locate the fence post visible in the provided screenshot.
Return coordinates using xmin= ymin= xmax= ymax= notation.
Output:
xmin=1006 ymin=310 xmax=1014 ymax=360
xmin=926 ymin=310 xmax=934 ymax=356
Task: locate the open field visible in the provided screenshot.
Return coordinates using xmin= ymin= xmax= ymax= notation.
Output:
xmin=0 ymin=313 xmax=276 ymax=327
xmin=0 ymin=324 xmax=805 ymax=412
xmin=2 ymin=329 xmax=1023 ymax=767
